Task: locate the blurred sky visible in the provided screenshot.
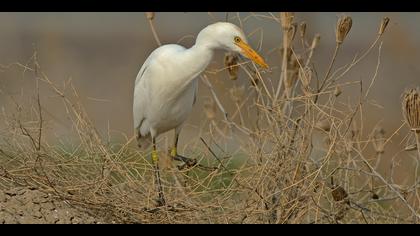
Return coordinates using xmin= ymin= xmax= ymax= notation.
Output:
xmin=0 ymin=12 xmax=419 ymax=145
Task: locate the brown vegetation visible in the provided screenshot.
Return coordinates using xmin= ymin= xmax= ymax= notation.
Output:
xmin=0 ymin=13 xmax=419 ymax=224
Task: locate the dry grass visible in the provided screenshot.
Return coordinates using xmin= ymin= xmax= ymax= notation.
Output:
xmin=0 ymin=13 xmax=419 ymax=224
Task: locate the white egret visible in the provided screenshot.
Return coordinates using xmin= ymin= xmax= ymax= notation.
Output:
xmin=133 ymin=22 xmax=268 ymax=205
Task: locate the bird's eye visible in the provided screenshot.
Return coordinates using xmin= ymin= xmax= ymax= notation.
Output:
xmin=234 ymin=36 xmax=241 ymax=43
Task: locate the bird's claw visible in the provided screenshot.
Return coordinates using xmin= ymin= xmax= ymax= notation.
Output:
xmin=177 ymin=155 xmax=218 ymax=171
xmin=169 ymin=150 xmax=218 ymax=171
xmin=174 ymin=155 xmax=198 ymax=170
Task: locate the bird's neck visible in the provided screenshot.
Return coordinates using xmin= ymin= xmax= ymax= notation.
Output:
xmin=168 ymin=38 xmax=218 ymax=97
xmin=179 ymin=43 xmax=214 ymax=83
xmin=188 ymin=43 xmax=214 ymax=69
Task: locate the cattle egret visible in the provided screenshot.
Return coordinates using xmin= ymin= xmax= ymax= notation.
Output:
xmin=133 ymin=22 xmax=268 ymax=205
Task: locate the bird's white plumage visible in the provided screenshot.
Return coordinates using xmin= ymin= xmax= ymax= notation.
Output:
xmin=133 ymin=22 xmax=265 ymax=149
xmin=133 ymin=43 xmax=204 ymax=147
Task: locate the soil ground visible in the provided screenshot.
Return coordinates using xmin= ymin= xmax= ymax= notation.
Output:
xmin=0 ymin=186 xmax=107 ymax=224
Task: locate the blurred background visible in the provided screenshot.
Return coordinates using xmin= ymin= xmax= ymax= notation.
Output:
xmin=0 ymin=12 xmax=418 ymax=149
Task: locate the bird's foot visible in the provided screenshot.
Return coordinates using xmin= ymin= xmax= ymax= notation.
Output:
xmin=169 ymin=149 xmax=217 ymax=171
xmin=173 ymin=154 xmax=198 ymax=170
xmin=169 ymin=147 xmax=197 ymax=169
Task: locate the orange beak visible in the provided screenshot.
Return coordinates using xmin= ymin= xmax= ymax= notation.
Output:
xmin=235 ymin=40 xmax=268 ymax=69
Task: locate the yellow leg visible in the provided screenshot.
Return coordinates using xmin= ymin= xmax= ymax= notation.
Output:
xmin=151 ymin=137 xmax=165 ymax=206
xmin=170 ymin=147 xmax=177 ymax=158
xmin=152 ymin=149 xmax=159 ymax=163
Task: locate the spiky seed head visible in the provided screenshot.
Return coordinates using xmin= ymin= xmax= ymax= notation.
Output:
xmin=299 ymin=21 xmax=307 ymax=39
xmin=224 ymin=53 xmax=239 ymax=80
xmin=402 ymin=88 xmax=420 ymax=132
xmin=336 ymin=16 xmax=352 ymax=44
xmin=145 ymin=12 xmax=155 ymax=20
xmin=280 ymin=12 xmax=294 ymax=31
xmin=378 ymin=17 xmax=390 ymax=36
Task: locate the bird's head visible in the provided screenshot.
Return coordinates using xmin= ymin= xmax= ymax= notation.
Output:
xmin=197 ymin=22 xmax=268 ymax=69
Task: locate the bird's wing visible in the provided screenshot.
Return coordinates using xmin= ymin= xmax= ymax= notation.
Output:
xmin=133 ymin=45 xmax=184 ymax=134
xmin=135 ymin=54 xmax=153 ymax=86
xmin=133 ymin=54 xmax=156 ymax=135
xmin=133 ymin=54 xmax=153 ymax=138
xmin=133 ymin=66 xmax=149 ymax=135
xmin=133 ymin=44 xmax=190 ymax=136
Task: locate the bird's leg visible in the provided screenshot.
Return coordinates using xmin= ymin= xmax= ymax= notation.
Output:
xmin=169 ymin=131 xmax=217 ymax=172
xmin=151 ymin=137 xmax=166 ymax=206
xmin=171 ymin=132 xmax=197 ymax=168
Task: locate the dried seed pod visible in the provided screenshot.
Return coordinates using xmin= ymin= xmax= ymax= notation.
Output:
xmin=229 ymin=86 xmax=245 ymax=104
xmin=280 ymin=12 xmax=294 ymax=30
xmin=336 ymin=16 xmax=352 ymax=44
xmin=286 ymin=23 xmax=297 ymax=45
xmin=299 ymin=21 xmax=307 ymax=39
xmin=378 ymin=17 xmax=390 ymax=36
xmin=334 ymin=85 xmax=342 ymax=97
xmin=299 ymin=67 xmax=312 ymax=95
xmin=331 ymin=186 xmax=348 ymax=202
xmin=203 ymin=98 xmax=216 ymax=120
xmin=285 ymin=55 xmax=301 ymax=89
xmin=224 ymin=52 xmax=240 ymax=80
xmin=402 ymin=88 xmax=420 ymax=131
xmin=311 ymin=33 xmax=321 ymax=49
xmin=145 ymin=12 xmax=155 ymax=20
